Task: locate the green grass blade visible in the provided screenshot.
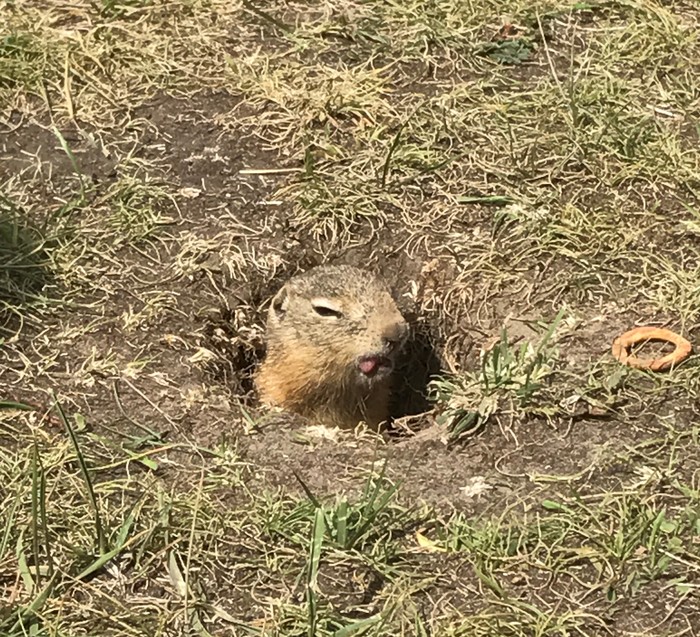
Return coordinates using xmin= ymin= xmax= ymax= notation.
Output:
xmin=333 ymin=614 xmax=382 ymax=637
xmin=241 ymin=0 xmax=291 ymax=33
xmin=4 ymin=573 xmax=58 ymax=635
xmin=335 ymin=499 xmax=348 ymax=548
xmin=30 ymin=441 xmax=41 ymax=589
xmin=457 ymin=195 xmax=514 ymax=205
xmin=75 ymin=510 xmax=135 ymax=581
xmin=0 ymin=400 xmax=36 ymax=411
xmin=1 ymin=489 xmax=22 ymax=560
xmin=380 ymin=123 xmax=405 ymax=188
xmin=293 ymin=469 xmax=322 ymax=509
xmin=307 ymin=507 xmax=325 ymax=637
xmin=16 ymin=537 xmax=34 ymax=592
xmin=522 ymin=306 xmax=565 ymax=392
xmin=38 ymin=453 xmax=54 ymax=580
xmin=52 ymin=394 xmax=106 ymax=554
xmin=51 ymin=126 xmax=86 ymax=201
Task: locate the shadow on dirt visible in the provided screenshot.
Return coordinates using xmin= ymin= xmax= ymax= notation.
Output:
xmin=390 ymin=320 xmax=443 ymax=420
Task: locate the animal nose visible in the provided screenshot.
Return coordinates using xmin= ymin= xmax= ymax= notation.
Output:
xmin=382 ymin=336 xmax=399 ymax=354
xmin=382 ymin=322 xmax=408 ymax=353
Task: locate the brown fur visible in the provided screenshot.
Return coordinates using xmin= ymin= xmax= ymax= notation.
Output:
xmin=256 ymin=265 xmax=408 ymax=428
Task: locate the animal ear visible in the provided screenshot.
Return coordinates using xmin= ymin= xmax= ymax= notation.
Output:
xmin=271 ymin=286 xmax=289 ymax=320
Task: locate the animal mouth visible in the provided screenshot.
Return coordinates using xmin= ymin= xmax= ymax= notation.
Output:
xmin=357 ymin=354 xmax=393 ymax=378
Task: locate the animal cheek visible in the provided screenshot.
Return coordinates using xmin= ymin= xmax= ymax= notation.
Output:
xmin=368 ymin=326 xmax=390 ymax=349
xmin=315 ymin=339 xmax=353 ymax=364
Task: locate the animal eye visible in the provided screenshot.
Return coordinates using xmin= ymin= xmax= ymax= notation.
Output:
xmin=312 ymin=303 xmax=343 ymax=318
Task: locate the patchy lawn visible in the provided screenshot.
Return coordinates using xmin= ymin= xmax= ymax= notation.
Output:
xmin=1 ymin=0 xmax=699 ymax=635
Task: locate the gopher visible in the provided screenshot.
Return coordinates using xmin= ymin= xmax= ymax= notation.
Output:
xmin=255 ymin=265 xmax=409 ymax=428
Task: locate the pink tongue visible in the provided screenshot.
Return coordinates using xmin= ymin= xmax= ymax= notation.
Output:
xmin=359 ymin=357 xmax=379 ymax=375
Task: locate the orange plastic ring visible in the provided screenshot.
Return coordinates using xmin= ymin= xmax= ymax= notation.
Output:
xmin=612 ymin=326 xmax=692 ymax=371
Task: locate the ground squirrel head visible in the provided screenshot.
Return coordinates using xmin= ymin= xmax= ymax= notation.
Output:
xmin=267 ymin=265 xmax=408 ymax=382
xmin=256 ymin=265 xmax=409 ymax=426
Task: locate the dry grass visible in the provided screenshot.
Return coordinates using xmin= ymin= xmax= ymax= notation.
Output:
xmin=2 ymin=0 xmax=700 ymax=635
